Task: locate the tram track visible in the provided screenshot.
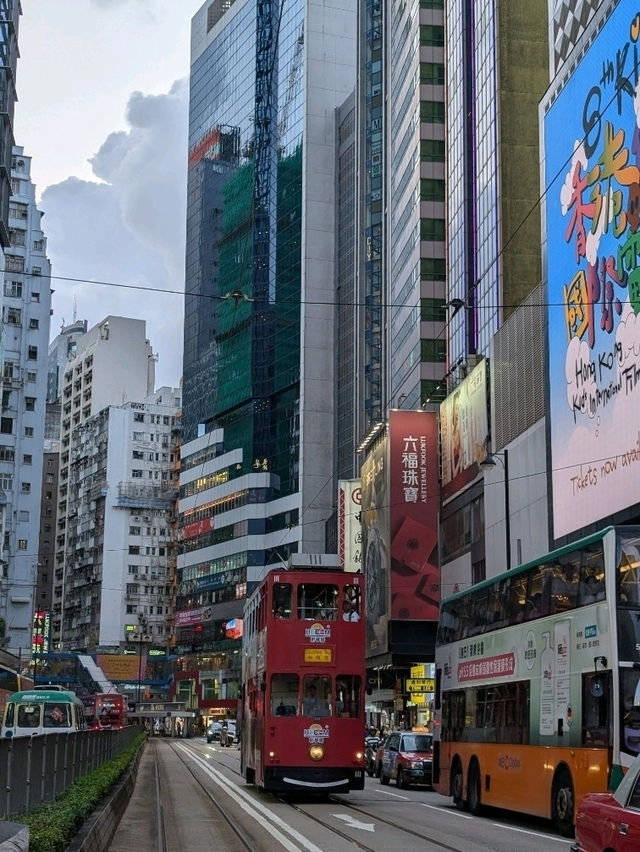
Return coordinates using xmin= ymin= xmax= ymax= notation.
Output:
xmin=166 ymin=740 xmax=256 ymax=851
xmin=189 ymin=739 xmax=468 ymax=851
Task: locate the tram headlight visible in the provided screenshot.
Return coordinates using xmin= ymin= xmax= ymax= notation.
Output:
xmin=309 ymin=745 xmax=324 ymax=761
xmin=355 ymin=750 xmax=364 ymax=762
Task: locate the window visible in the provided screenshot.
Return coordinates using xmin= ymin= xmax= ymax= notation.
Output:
xmin=23 ymin=454 xmax=32 ymax=465
xmin=8 ymin=228 xmax=25 ymax=246
xmin=421 ymin=338 xmax=446 ymax=362
xmin=0 ymin=446 xmax=14 ymax=461
xmin=21 ymin=482 xmax=31 ymax=494
xmin=32 ymin=267 xmax=41 ymax=276
xmin=420 ymin=24 xmax=444 ymax=46
xmin=298 ymin=583 xmax=338 ymax=620
xmin=271 ymin=674 xmax=299 ymax=716
xmin=5 ymin=307 xmax=21 ymax=325
xmin=420 ymin=62 xmax=445 ymax=85
xmin=420 ymin=218 xmax=446 ymax=241
xmin=420 ymin=179 xmax=445 ymax=202
xmin=31 ymin=292 xmax=40 ymax=302
xmin=129 ymin=546 xmax=140 ymax=555
xmin=273 ymin=583 xmax=292 ymax=619
xmin=421 ymin=298 xmax=446 ymax=322
xmin=18 ymin=539 xmax=27 ymax=550
xmin=420 ymin=100 xmax=445 ymax=123
xmin=1 ymin=418 xmax=13 ymax=435
xmin=134 ymin=413 xmax=145 ymax=422
xmin=129 ymin=526 xmax=141 ymax=535
xmin=0 ymin=474 xmax=13 ymax=490
xmin=24 ymin=426 xmax=34 ymax=437
xmin=33 ymin=239 xmax=44 ymax=251
xmin=29 ymin=318 xmax=39 ymax=330
xmin=4 ymin=281 xmax=22 ymax=298
xmin=27 ymin=372 xmax=36 ymax=382
xmin=132 ymin=469 xmax=143 ymax=478
xmin=421 ymin=258 xmax=446 ymax=281
xmin=25 ymin=397 xmax=36 ymax=411
xmin=27 ymin=346 xmax=37 ymax=360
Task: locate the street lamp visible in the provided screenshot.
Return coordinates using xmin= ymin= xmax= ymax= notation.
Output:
xmin=480 ymin=449 xmax=511 ymax=571
xmin=133 ymin=618 xmax=152 ymax=703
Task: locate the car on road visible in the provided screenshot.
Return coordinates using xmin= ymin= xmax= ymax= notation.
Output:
xmin=219 ymin=721 xmax=238 ymax=747
xmin=572 ymin=752 xmax=640 ymax=851
xmin=379 ymin=731 xmax=433 ymax=788
xmin=206 ymin=721 xmax=222 ymax=743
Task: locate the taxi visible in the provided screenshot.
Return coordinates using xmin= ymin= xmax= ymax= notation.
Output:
xmin=379 ymin=731 xmax=433 ymax=788
xmin=572 ymin=752 xmax=640 ymax=852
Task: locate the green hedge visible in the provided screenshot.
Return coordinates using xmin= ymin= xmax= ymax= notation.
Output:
xmin=11 ymin=732 xmax=146 ymax=852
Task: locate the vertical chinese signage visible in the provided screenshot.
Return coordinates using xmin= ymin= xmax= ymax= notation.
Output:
xmin=389 ymin=410 xmax=440 ymax=620
xmin=361 ymin=435 xmax=389 ymax=655
xmin=338 ymin=479 xmax=362 ymax=572
xmin=545 ymin=0 xmax=640 ymax=538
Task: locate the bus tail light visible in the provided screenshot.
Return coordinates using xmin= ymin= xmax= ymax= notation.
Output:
xmin=309 ymin=745 xmax=324 ymax=761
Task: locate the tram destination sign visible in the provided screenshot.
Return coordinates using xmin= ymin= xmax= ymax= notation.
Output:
xmin=303 ymin=647 xmax=333 ymax=663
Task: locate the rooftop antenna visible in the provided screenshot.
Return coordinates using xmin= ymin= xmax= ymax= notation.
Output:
xmin=72 ymin=297 xmax=77 ymax=323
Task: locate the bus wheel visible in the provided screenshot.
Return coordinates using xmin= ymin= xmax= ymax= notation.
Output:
xmin=467 ymin=760 xmax=481 ymax=816
xmin=552 ymin=768 xmax=575 ymax=838
xmin=452 ymin=762 xmax=465 ymax=810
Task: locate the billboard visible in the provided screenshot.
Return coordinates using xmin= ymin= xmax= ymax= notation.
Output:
xmin=361 ymin=435 xmax=389 ymax=655
xmin=338 ymin=479 xmax=362 ymax=571
xmin=545 ymin=0 xmax=640 ymax=539
xmin=439 ymin=360 xmax=488 ymax=499
xmin=388 ymin=410 xmax=440 ymax=621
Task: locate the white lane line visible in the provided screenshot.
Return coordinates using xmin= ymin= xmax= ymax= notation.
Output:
xmin=374 ymin=788 xmax=410 ymax=800
xmin=176 ymin=743 xmax=323 ymax=852
xmin=419 ymin=803 xmax=472 ymax=820
xmin=490 ymin=823 xmax=572 ymax=844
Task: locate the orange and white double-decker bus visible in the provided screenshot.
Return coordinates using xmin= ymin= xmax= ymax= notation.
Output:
xmin=239 ymin=562 xmax=366 ymax=793
xmin=434 ymin=526 xmax=640 ymax=836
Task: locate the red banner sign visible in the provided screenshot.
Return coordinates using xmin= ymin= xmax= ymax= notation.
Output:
xmin=458 ymin=653 xmax=516 ymax=682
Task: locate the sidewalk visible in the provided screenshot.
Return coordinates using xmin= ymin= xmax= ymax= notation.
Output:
xmin=107 ymin=741 xmax=158 ymax=852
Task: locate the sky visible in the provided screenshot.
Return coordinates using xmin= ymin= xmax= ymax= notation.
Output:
xmin=14 ymin=0 xmax=205 ymax=390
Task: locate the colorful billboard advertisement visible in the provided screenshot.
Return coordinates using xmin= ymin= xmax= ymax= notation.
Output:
xmin=545 ymin=0 xmax=640 ymax=539
xmin=361 ymin=434 xmax=389 ymax=655
xmin=439 ymin=360 xmax=488 ymax=499
xmin=389 ymin=410 xmax=440 ymax=621
xmin=338 ymin=479 xmax=362 ymax=572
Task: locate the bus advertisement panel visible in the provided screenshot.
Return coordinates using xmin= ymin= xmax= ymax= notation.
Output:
xmin=435 ymin=526 xmax=640 ymax=835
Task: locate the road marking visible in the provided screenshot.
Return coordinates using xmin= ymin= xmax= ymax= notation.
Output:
xmin=419 ymin=804 xmax=472 ymax=820
xmin=176 ymin=743 xmax=323 ymax=852
xmin=375 ymin=789 xmax=409 ymax=800
xmin=490 ymin=823 xmax=572 ymax=844
xmin=332 ymin=813 xmax=375 ymax=832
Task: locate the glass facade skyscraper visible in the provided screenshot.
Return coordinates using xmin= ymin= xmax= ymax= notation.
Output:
xmin=177 ymin=1 xmax=356 ymax=703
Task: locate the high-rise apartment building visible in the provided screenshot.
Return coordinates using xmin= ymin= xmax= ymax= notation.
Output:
xmin=0 ymin=147 xmax=51 ymax=657
xmin=52 ymin=316 xmax=156 ymax=647
xmin=0 ymin=1 xmax=20 ymax=251
xmin=177 ymin=0 xmax=356 ymax=713
xmin=59 ymin=387 xmax=180 ymax=653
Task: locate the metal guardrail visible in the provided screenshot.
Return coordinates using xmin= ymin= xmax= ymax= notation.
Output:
xmin=0 ymin=725 xmax=141 ymax=819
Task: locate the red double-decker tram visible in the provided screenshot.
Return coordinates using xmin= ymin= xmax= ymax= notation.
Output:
xmin=240 ymin=565 xmax=366 ymax=793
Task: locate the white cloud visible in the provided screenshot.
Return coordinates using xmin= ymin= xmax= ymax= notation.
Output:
xmin=40 ymin=83 xmax=188 ymax=389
